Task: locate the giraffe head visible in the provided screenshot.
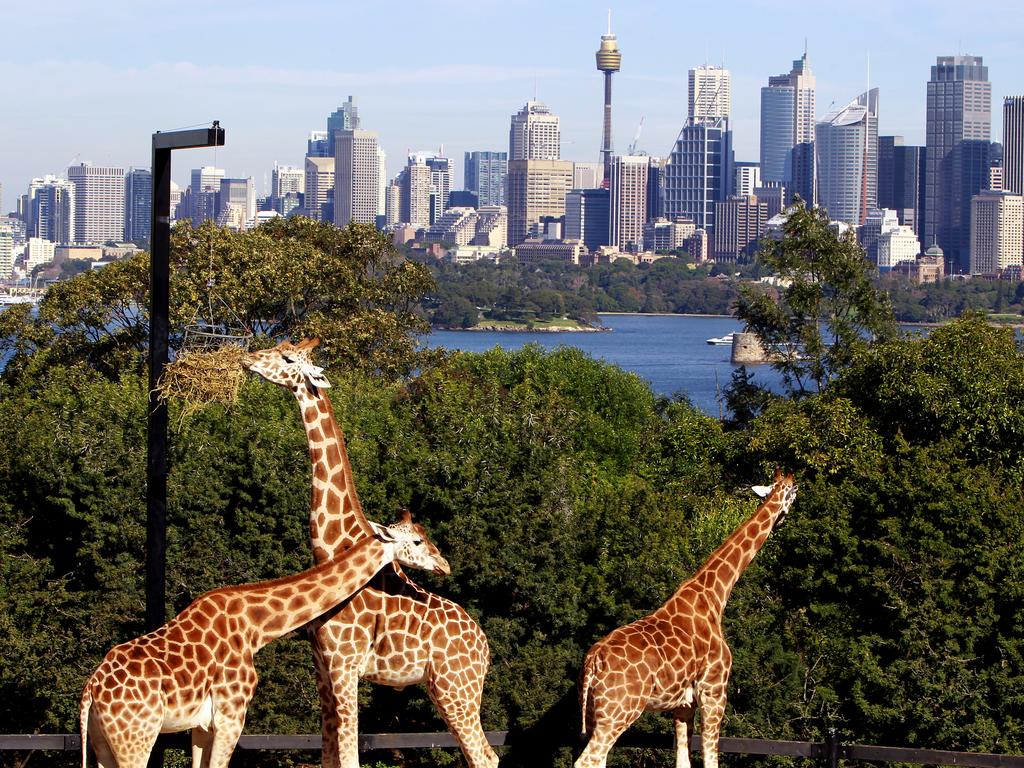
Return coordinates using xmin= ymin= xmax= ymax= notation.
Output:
xmin=371 ymin=510 xmax=451 ymax=576
xmin=751 ymin=469 xmax=798 ymax=530
xmin=242 ymin=338 xmax=331 ymax=392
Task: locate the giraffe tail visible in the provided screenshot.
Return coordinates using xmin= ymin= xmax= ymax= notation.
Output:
xmin=79 ymin=682 xmax=91 ymax=768
xmin=577 ymin=652 xmax=599 ymax=746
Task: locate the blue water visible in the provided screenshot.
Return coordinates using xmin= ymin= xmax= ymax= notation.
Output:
xmin=428 ymin=314 xmax=785 ymax=416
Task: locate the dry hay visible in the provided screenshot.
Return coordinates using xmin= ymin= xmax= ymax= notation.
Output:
xmin=156 ymin=345 xmax=247 ymax=419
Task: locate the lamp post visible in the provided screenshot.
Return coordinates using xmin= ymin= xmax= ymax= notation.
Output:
xmin=147 ymin=122 xmax=225 ymax=633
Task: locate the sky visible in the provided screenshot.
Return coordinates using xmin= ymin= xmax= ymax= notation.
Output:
xmin=3 ymin=0 xmax=1023 ymax=208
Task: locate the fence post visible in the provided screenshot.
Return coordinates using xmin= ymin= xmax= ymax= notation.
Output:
xmin=826 ymin=728 xmax=840 ymax=768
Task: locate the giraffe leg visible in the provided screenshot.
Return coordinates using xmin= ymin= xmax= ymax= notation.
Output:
xmin=427 ymin=674 xmax=498 ymax=768
xmin=574 ymin=697 xmax=645 ymax=768
xmin=673 ymin=701 xmax=696 ymax=768
xmin=203 ymin=714 xmax=247 ymax=768
xmin=324 ymin=665 xmax=362 ymax=768
xmin=192 ymin=725 xmax=213 ymax=768
xmin=85 ymin=716 xmax=117 ymax=768
xmin=697 ymin=667 xmax=730 ymax=768
xmin=309 ymin=626 xmax=344 ymax=768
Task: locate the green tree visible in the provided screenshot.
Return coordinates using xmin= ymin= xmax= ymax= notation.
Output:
xmin=4 ymin=217 xmax=434 ymax=382
xmin=734 ymin=201 xmax=897 ymax=397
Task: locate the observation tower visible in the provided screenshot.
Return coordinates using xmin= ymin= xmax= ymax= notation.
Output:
xmin=595 ymin=13 xmax=622 ymax=187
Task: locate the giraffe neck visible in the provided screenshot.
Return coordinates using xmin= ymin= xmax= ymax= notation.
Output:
xmin=294 ymin=383 xmax=375 ymax=561
xmin=217 ymin=535 xmax=388 ymax=649
xmin=677 ymin=496 xmax=783 ymax=614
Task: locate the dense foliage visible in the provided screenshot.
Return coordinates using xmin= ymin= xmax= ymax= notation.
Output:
xmin=735 ymin=202 xmax=898 ymax=397
xmin=1 ymin=221 xmax=1022 ymax=768
xmin=421 ymin=257 xmax=750 ymax=327
xmin=419 ymin=247 xmax=1024 ymax=330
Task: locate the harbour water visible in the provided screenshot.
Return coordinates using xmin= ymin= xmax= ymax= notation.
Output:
xmin=428 ymin=314 xmax=786 ymax=416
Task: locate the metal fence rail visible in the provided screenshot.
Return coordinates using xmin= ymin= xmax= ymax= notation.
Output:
xmin=2 ymin=732 xmax=1023 ymax=767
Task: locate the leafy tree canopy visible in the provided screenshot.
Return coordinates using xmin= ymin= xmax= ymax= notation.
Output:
xmin=733 ymin=201 xmax=898 ymax=397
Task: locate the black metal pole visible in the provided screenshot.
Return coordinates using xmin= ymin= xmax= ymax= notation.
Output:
xmin=146 ymin=144 xmax=171 ymax=634
xmin=144 ymin=123 xmax=224 ymax=768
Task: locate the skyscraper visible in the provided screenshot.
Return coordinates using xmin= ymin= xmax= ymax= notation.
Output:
xmin=188 ymin=166 xmax=225 ymax=226
xmin=465 ymin=151 xmax=508 ymax=206
xmin=595 ymin=16 xmax=622 ymax=186
xmin=28 ymin=176 xmax=75 ymax=244
xmin=714 ymin=194 xmax=769 ymax=262
xmin=877 ymin=136 xmax=925 ymax=235
xmin=689 ymin=65 xmax=731 ymax=121
xmin=0 ymin=223 xmax=13 ymax=279
xmin=565 ymin=188 xmax=610 ymax=252
xmin=304 ymin=156 xmax=334 ymax=221
xmin=509 ymin=101 xmax=560 ymax=161
xmin=124 ymin=168 xmax=152 ymax=244
xmin=505 ymin=159 xmax=574 ymax=246
xmin=970 ymin=190 xmax=1024 ymax=275
xmin=815 ymin=89 xmax=879 ymax=226
xmin=663 ymin=117 xmax=734 ymax=232
xmin=925 ymin=55 xmax=992 ymax=273
xmin=216 ymin=177 xmax=255 ymax=230
xmin=760 ymin=51 xmax=816 ymax=203
xmin=67 ymin=163 xmax=125 ymax=244
xmin=609 ymin=155 xmax=648 ymax=251
xmin=399 ymin=155 xmax=433 ymax=227
xmin=271 ymin=165 xmax=304 ymax=215
xmin=327 ymin=96 xmax=360 ymax=151
xmin=334 ymin=129 xmax=381 ymax=227
xmin=1004 ymin=96 xmax=1024 ymax=195
xmin=424 ymin=153 xmax=453 ymax=219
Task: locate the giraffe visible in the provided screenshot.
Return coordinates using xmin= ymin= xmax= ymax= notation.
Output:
xmin=242 ymin=339 xmax=499 ymax=768
xmin=574 ymin=470 xmax=798 ymax=768
xmin=79 ymin=517 xmax=449 ymax=768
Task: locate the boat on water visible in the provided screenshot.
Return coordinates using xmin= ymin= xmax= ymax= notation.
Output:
xmin=0 ymin=293 xmax=41 ymax=308
xmin=706 ymin=332 xmax=735 ymax=346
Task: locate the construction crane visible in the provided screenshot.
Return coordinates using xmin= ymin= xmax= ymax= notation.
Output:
xmin=628 ymin=117 xmax=645 ymax=156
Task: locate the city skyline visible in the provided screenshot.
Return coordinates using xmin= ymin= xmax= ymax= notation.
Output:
xmin=3 ymin=0 xmax=1023 ymax=208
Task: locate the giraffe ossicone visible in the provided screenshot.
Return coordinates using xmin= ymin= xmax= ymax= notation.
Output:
xmin=80 ymin=518 xmax=448 ymax=768
xmin=242 ymin=339 xmax=499 ymax=768
xmin=574 ymin=469 xmax=798 ymax=768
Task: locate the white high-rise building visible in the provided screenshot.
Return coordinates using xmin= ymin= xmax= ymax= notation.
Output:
xmin=188 ymin=165 xmax=225 ymax=226
xmin=877 ymin=225 xmax=922 ymax=270
xmin=816 ymin=89 xmax=879 ymax=226
xmin=760 ymin=52 xmax=816 ymax=203
xmin=0 ymin=223 xmax=13 ymax=279
xmin=271 ymin=165 xmax=304 ymax=214
xmin=377 ymin=146 xmax=388 ymax=218
xmin=573 ymin=162 xmax=602 ymax=189
xmin=26 ymin=237 xmax=56 ymax=272
xmin=970 ymin=190 xmax=1024 ymax=275
xmin=400 ymin=157 xmax=433 ymax=227
xmin=217 ymin=178 xmax=256 ymax=230
xmin=689 ymin=65 xmax=732 ymax=121
xmin=609 ymin=155 xmax=649 ymax=251
xmin=735 ymin=163 xmax=761 ymax=197
xmin=67 ymin=163 xmax=126 ymax=244
xmin=28 ymin=175 xmax=75 ymax=244
xmin=334 ymin=129 xmax=381 ymax=227
xmin=304 ymin=156 xmax=335 ymax=221
xmin=509 ymin=101 xmax=561 ymax=161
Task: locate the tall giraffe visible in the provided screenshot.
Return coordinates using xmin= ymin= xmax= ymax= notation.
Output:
xmin=575 ymin=470 xmax=798 ymax=768
xmin=242 ymin=339 xmax=499 ymax=768
xmin=80 ymin=517 xmax=449 ymax=768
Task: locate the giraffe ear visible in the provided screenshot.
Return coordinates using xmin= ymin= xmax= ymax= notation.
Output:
xmin=751 ymin=485 xmax=773 ymax=498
